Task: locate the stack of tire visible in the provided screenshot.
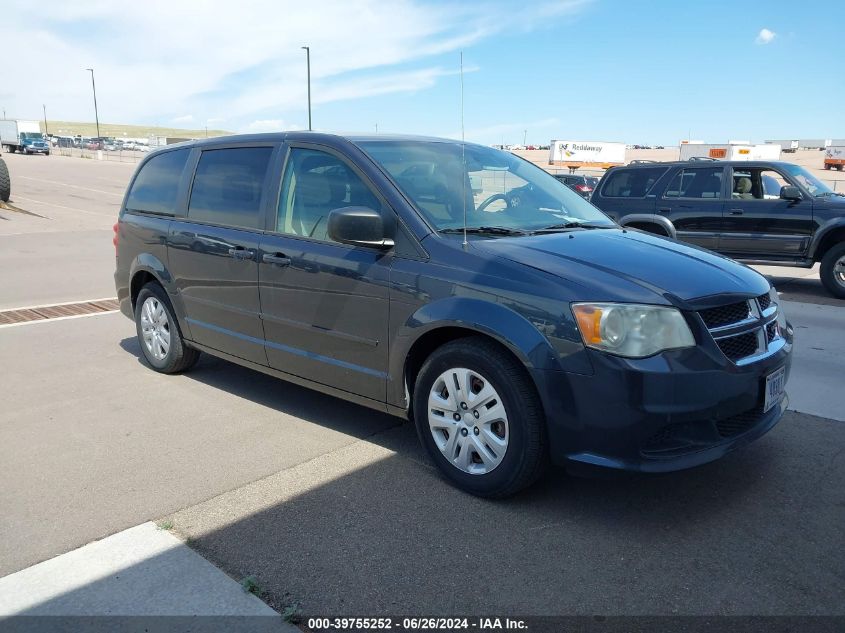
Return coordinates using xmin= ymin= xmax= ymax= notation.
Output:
xmin=0 ymin=157 xmax=9 ymax=203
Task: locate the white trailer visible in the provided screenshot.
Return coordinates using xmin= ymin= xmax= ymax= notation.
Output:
xmin=1 ymin=120 xmax=43 ymax=153
xmin=548 ymin=140 xmax=625 ymax=169
xmin=766 ymin=139 xmax=799 ymax=153
xmin=679 ymin=143 xmax=782 ymax=162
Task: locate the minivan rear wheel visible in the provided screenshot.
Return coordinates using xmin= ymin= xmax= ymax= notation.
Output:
xmin=413 ymin=337 xmax=547 ymax=497
xmin=134 ymin=283 xmax=199 ymax=373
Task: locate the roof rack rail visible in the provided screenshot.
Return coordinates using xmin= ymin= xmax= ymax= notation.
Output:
xmin=687 ymin=156 xmax=718 ymax=161
xmin=629 ymin=159 xmax=658 ymax=164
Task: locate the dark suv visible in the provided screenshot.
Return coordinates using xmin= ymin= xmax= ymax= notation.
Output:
xmin=591 ymin=160 xmax=845 ymax=298
xmin=115 ymin=133 xmax=792 ymax=497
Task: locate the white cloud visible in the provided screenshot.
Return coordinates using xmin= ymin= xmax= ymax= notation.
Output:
xmin=0 ymin=0 xmax=590 ymax=129
xmin=171 ymin=114 xmax=193 ymax=123
xmin=755 ymin=28 xmax=776 ymax=45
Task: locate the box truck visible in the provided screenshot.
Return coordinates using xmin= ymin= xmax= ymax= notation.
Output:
xmin=0 ymin=120 xmax=49 ymax=154
xmin=548 ymin=140 xmax=625 ymax=169
xmin=824 ymin=146 xmax=845 ymax=171
xmin=679 ymin=143 xmax=781 ymax=162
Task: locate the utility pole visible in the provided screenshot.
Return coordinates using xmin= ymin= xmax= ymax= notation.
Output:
xmin=43 ymin=104 xmax=49 ymax=135
xmin=301 ymin=46 xmax=312 ymax=131
xmin=523 ymin=130 xmax=527 ymax=146
xmin=86 ymin=68 xmax=101 ymax=138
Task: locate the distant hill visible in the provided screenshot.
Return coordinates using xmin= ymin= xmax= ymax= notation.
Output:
xmin=40 ymin=120 xmax=233 ymax=139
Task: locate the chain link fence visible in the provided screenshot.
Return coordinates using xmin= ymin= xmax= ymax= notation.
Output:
xmin=53 ymin=145 xmax=149 ymax=163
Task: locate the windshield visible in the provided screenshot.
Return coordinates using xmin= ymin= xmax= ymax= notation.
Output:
xmin=356 ymin=140 xmax=615 ymax=233
xmin=781 ymin=163 xmax=836 ymax=197
xmin=21 ymin=132 xmax=44 ymax=140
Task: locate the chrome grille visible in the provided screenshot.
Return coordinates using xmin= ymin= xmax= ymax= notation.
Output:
xmin=766 ymin=321 xmax=778 ymax=343
xmin=699 ymin=301 xmax=750 ymax=329
xmin=716 ymin=332 xmax=759 ymax=361
xmin=699 ymin=295 xmax=781 ymax=364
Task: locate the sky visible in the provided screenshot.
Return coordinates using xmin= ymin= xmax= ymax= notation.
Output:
xmin=3 ymin=0 xmax=844 ymax=146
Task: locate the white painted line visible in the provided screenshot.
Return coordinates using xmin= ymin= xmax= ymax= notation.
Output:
xmin=11 ymin=195 xmax=116 ymax=217
xmin=17 ymin=175 xmax=125 ymax=197
xmin=0 ymin=522 xmax=283 ymax=617
xmin=0 ymin=310 xmax=119 ymax=329
xmin=3 ymin=297 xmax=118 ymax=311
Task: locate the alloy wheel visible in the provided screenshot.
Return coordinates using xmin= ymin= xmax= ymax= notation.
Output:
xmin=140 ymin=296 xmax=171 ymax=361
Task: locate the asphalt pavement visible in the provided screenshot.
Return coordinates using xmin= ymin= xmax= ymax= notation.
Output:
xmin=0 ymin=152 xmax=843 ymax=619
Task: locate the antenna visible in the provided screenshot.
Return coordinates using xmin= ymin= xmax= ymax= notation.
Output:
xmin=461 ymin=51 xmax=467 ymax=248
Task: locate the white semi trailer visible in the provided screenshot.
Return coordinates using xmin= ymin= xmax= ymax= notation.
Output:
xmin=548 ymin=140 xmax=626 ymax=169
xmin=679 ymin=143 xmax=781 ymax=162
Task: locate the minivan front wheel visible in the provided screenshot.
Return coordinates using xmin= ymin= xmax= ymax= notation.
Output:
xmin=413 ymin=337 xmax=547 ymax=497
xmin=134 ymin=283 xmax=199 ymax=373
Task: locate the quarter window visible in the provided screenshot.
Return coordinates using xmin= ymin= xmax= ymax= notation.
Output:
xmin=126 ymin=149 xmax=190 ymax=214
xmin=188 ymin=147 xmax=273 ymax=229
xmin=664 ymin=167 xmax=723 ymax=199
xmin=601 ymin=167 xmax=667 ymax=198
xmin=276 ymin=148 xmax=382 ymax=241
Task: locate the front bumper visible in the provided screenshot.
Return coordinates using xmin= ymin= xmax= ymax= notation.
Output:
xmin=533 ymin=323 xmax=793 ymax=472
xmin=23 ymin=145 xmax=49 ymax=153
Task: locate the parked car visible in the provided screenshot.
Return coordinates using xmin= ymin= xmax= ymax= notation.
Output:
xmin=591 ymin=160 xmax=845 ymax=298
xmin=553 ymin=173 xmax=599 ymax=199
xmin=86 ymin=139 xmax=103 ymax=150
xmin=115 ymin=133 xmax=792 ymax=497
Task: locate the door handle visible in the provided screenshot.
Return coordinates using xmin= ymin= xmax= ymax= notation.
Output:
xmin=228 ymin=247 xmax=255 ymax=261
xmin=262 ymin=252 xmax=291 ymax=267
xmin=658 ymin=207 xmax=671 ymax=214
xmin=729 ymin=209 xmax=744 ymax=216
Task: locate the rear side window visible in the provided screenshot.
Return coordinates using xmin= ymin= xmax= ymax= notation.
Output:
xmin=664 ymin=167 xmax=723 ymax=199
xmin=188 ymin=147 xmax=274 ymax=229
xmin=601 ymin=167 xmax=666 ymax=198
xmin=126 ymin=149 xmax=190 ymax=214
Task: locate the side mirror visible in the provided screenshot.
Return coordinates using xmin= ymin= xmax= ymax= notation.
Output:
xmin=780 ymin=185 xmax=802 ymax=201
xmin=328 ymin=206 xmax=394 ymax=249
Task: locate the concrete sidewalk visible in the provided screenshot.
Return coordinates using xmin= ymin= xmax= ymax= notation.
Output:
xmin=0 ymin=521 xmax=292 ymax=629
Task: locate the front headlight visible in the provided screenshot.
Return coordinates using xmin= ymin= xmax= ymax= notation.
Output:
xmin=572 ymin=303 xmax=695 ymax=358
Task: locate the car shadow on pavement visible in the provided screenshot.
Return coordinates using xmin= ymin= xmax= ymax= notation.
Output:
xmin=763 ymin=272 xmax=844 ymax=306
xmin=117 ymin=337 xmax=845 ymax=617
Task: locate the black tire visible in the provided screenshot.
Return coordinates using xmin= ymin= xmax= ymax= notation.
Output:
xmin=820 ymin=242 xmax=845 ymax=299
xmin=0 ymin=158 xmax=9 ymax=203
xmin=134 ymin=282 xmax=200 ymax=373
xmin=412 ymin=336 xmax=547 ymax=498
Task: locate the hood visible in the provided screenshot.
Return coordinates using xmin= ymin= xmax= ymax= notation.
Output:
xmin=472 ymin=228 xmax=770 ymax=309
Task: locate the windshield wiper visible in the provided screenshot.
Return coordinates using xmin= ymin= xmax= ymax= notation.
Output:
xmin=531 ymin=221 xmax=611 ymax=233
xmin=440 ymin=226 xmax=528 ymax=236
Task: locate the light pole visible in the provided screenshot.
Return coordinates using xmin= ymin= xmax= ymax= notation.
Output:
xmin=85 ymin=68 xmax=100 ymax=138
xmin=301 ymin=46 xmax=312 ymax=131
xmin=43 ymin=104 xmax=49 ymax=135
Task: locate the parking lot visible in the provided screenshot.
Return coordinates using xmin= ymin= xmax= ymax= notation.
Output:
xmin=1 ymin=152 xmax=843 ymax=616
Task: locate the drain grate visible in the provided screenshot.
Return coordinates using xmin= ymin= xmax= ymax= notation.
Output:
xmin=0 ymin=299 xmax=120 ymax=325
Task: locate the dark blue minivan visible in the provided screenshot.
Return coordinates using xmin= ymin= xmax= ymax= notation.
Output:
xmin=115 ymin=133 xmax=792 ymax=497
